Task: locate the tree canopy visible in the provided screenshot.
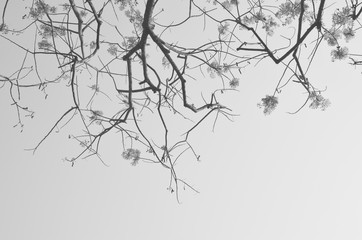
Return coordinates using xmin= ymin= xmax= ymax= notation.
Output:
xmin=1 ymin=0 xmax=362 ymax=198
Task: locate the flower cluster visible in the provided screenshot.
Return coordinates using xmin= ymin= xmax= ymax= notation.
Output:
xmin=276 ymin=1 xmax=307 ymax=21
xmin=107 ymin=44 xmax=118 ymax=56
xmin=207 ymin=61 xmax=224 ymax=78
xmin=240 ymin=11 xmax=278 ymax=35
xmin=122 ymin=148 xmax=141 ymax=166
xmin=323 ymin=29 xmax=342 ymax=46
xmin=162 ymin=56 xmax=170 ymax=69
xmin=218 ymin=23 xmax=230 ymax=35
xmin=229 ymin=78 xmax=239 ymax=88
xmin=309 ymin=92 xmax=330 ymax=111
xmin=29 ymin=1 xmax=56 ymax=19
xmin=115 ymin=0 xmax=139 ymax=11
xmin=332 ymin=7 xmax=352 ymax=26
xmin=257 ymin=95 xmax=278 ymax=115
xmin=0 ymin=23 xmax=8 ymax=33
xmin=331 ymin=46 xmax=349 ymax=61
xmin=38 ymin=39 xmax=52 ymax=50
xmin=88 ymin=110 xmax=103 ymax=124
xmin=40 ymin=24 xmax=66 ymax=38
xmin=122 ymin=36 xmax=138 ymax=49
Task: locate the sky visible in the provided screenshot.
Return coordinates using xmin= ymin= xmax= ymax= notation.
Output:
xmin=1 ymin=1 xmax=362 ymax=239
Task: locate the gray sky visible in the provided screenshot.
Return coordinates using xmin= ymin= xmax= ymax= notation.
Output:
xmin=1 ymin=1 xmax=362 ymax=239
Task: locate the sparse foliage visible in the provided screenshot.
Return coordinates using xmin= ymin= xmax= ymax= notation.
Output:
xmin=1 ymin=0 xmax=362 ymax=199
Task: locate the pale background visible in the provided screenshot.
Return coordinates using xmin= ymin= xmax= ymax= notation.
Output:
xmin=1 ymin=1 xmax=362 ymax=239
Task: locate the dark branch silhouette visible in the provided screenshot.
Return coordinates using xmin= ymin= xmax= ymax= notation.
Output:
xmin=1 ymin=0 xmax=361 ymax=200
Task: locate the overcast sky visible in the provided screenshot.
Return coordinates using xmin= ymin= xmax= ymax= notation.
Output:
xmin=1 ymin=1 xmax=362 ymax=239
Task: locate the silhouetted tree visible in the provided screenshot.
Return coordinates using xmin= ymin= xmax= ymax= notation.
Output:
xmin=1 ymin=0 xmax=361 ymax=199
